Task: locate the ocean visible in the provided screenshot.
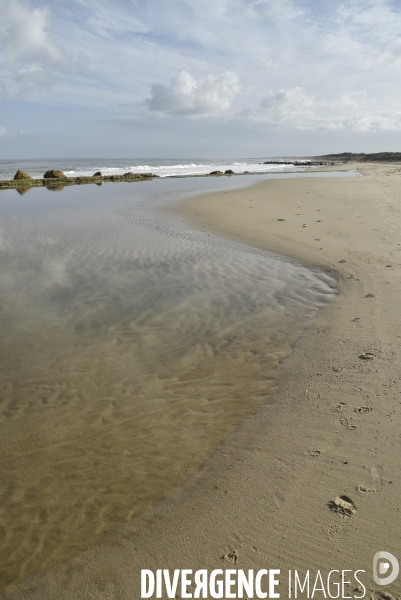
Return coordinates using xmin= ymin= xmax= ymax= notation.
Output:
xmin=0 ymin=156 xmax=319 ymax=180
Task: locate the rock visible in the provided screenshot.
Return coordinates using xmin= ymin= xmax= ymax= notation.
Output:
xmin=43 ymin=169 xmax=66 ymax=179
xmin=13 ymin=170 xmax=33 ymax=180
xmin=224 ymin=169 xmax=235 ymax=175
xmin=209 ymin=170 xmax=223 ymax=175
xmin=124 ymin=172 xmax=132 ymax=177
xmin=92 ymin=171 xmax=102 ymax=177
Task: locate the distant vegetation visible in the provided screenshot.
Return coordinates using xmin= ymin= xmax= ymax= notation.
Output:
xmin=316 ymin=152 xmax=401 ymax=162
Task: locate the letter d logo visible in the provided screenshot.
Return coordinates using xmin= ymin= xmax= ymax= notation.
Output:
xmin=373 ymin=552 xmax=399 ymax=586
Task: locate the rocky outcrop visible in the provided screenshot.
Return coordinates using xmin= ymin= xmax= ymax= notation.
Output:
xmin=224 ymin=169 xmax=235 ymax=175
xmin=209 ymin=170 xmax=223 ymax=175
xmin=0 ymin=171 xmax=156 ymax=191
xmin=13 ymin=170 xmax=33 ymax=180
xmin=43 ymin=170 xmax=66 ymax=179
xmin=93 ymin=171 xmax=102 ymax=177
xmin=262 ymin=160 xmax=330 ymax=166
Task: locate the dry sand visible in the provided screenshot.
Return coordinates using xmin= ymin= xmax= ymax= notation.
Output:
xmin=2 ymin=162 xmax=401 ymax=599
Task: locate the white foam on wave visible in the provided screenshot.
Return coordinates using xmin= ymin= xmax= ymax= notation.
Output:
xmin=0 ymin=157 xmax=319 ymax=181
xmin=63 ymin=161 xmax=312 ymax=179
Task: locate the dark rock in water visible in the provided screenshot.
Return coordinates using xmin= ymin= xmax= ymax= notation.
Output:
xmin=93 ymin=171 xmax=102 ymax=177
xmin=224 ymin=169 xmax=235 ymax=175
xmin=14 ymin=170 xmax=33 ymax=180
xmin=44 ymin=169 xmax=66 ymax=179
xmin=124 ymin=172 xmax=132 ymax=177
xmin=209 ymin=170 xmax=223 ymax=175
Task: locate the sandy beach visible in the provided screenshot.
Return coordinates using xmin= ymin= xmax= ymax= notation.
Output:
xmin=1 ymin=162 xmax=401 ymax=599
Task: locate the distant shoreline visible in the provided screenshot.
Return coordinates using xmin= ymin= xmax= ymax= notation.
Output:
xmin=1 ymin=153 xmax=400 ymax=189
xmin=0 ymin=163 xmax=350 ymax=191
xmin=313 ymin=151 xmax=401 ymax=162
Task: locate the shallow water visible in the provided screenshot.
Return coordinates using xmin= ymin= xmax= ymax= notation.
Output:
xmin=0 ymin=176 xmax=336 ymax=586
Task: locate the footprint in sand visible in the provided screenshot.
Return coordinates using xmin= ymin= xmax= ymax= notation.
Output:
xmin=328 ymin=495 xmax=357 ymax=517
xmin=336 ymin=403 xmax=357 ymax=430
xmin=327 ymin=522 xmax=341 ymax=538
xmin=305 ymin=450 xmax=321 ymax=458
xmin=359 ymin=352 xmax=376 ymax=360
xmin=355 ymin=405 xmax=373 ymax=414
xmin=371 ymin=465 xmax=383 ymax=483
xmin=222 ymin=550 xmax=239 ymax=564
xmin=369 ymin=591 xmax=396 ymax=600
xmin=340 ymin=419 xmax=356 ymax=430
xmin=357 ymin=484 xmax=379 ymax=494
xmin=357 ymin=465 xmax=383 ymax=494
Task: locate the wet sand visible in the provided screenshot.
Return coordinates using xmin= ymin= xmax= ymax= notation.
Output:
xmin=1 ymin=162 xmax=401 ymax=598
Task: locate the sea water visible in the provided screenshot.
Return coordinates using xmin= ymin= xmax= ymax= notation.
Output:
xmin=0 ymin=174 xmax=337 ymax=586
xmin=0 ymin=156 xmax=321 ymax=180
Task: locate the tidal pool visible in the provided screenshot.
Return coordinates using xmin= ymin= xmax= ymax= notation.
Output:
xmin=0 ymin=176 xmax=336 ymax=585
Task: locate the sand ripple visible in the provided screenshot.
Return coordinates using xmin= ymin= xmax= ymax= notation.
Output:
xmin=0 ymin=179 xmax=336 ymax=586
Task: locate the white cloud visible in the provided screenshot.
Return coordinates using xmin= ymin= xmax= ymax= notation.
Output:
xmin=145 ymin=70 xmax=240 ymax=116
xmin=312 ymin=112 xmax=401 ymax=133
xmin=241 ymin=85 xmax=401 ymax=133
xmin=260 ymin=86 xmax=315 ymax=121
xmin=85 ymin=2 xmax=151 ymax=39
xmin=331 ymin=91 xmax=370 ymax=110
xmin=0 ymin=0 xmax=87 ymax=95
xmin=0 ymin=125 xmax=7 ymax=136
xmin=242 ymin=0 xmax=303 ymax=21
xmin=2 ymin=0 xmax=401 ymax=153
xmin=13 ymin=65 xmax=54 ymax=92
xmin=1 ymin=0 xmax=71 ymax=68
xmin=322 ymin=0 xmax=401 ymax=71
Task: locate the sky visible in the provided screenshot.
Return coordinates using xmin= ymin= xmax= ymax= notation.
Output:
xmin=1 ymin=0 xmax=401 ymax=158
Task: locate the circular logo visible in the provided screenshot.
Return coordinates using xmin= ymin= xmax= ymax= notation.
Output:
xmin=373 ymin=552 xmax=399 ymax=586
